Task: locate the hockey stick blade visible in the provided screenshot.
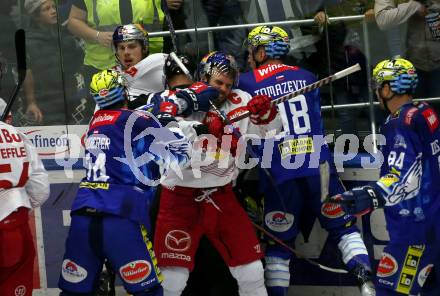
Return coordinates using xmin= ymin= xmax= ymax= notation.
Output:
xmin=252 ymin=222 xmax=348 ymax=274
xmin=2 ymin=29 xmax=27 ymax=121
xmin=230 ymin=63 xmax=362 ymax=123
xmin=170 ymin=52 xmax=193 ymax=80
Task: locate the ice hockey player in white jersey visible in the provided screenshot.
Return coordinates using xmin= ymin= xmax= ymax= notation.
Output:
xmin=0 ymin=98 xmax=50 ymax=295
xmin=112 ymin=24 xmax=167 ymax=101
xmin=153 ymin=51 xmax=278 ymax=296
xmin=111 ymin=24 xmax=218 ymax=119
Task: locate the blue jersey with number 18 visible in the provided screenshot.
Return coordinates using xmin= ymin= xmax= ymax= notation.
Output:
xmin=238 ymin=63 xmax=330 ymax=184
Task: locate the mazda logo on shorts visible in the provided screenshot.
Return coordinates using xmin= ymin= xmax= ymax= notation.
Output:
xmin=165 ymin=230 xmax=191 ymax=252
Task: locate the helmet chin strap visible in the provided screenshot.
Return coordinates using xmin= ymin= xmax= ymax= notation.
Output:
xmin=378 ymin=87 xmax=396 ymax=114
xmin=252 ymin=48 xmax=268 ymax=68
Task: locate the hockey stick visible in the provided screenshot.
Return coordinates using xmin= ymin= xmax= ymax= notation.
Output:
xmin=2 ymin=29 xmax=26 ymax=121
xmin=161 ymin=0 xmax=178 ymax=53
xmin=252 ymin=222 xmax=348 ymax=274
xmin=161 ymin=0 xmax=194 ymax=81
xmin=229 ymin=63 xmax=362 ymax=123
xmin=319 ymin=161 xmax=330 ymax=202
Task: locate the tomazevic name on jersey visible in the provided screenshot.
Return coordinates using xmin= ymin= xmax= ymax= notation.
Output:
xmin=254 ymin=78 xmax=307 ymax=97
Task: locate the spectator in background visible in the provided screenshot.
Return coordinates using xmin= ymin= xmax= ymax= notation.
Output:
xmin=162 ymin=0 xmax=191 ymax=54
xmin=23 ymin=0 xmax=84 ymax=125
xmin=0 ymin=0 xmax=19 ymax=111
xmin=242 ymin=0 xmax=324 ymax=66
xmin=312 ymin=0 xmax=375 ymax=136
xmin=375 ymin=0 xmax=440 ymax=99
xmin=200 ymin=0 xmax=248 ymax=69
xmin=67 ymin=0 xmax=166 ymax=119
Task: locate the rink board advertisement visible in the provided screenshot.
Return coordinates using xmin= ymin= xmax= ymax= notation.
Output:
xmin=22 ymin=125 xmax=388 ymax=292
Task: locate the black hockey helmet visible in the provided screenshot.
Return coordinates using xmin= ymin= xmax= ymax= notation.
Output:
xmin=164 ymin=54 xmax=195 ymax=80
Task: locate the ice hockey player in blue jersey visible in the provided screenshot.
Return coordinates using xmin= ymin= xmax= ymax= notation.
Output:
xmin=58 ymin=70 xmax=191 ymax=296
xmin=328 ymin=58 xmax=440 ymax=296
xmin=238 ymin=25 xmax=374 ymax=296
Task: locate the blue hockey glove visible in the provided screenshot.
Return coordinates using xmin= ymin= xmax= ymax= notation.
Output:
xmin=175 ymin=82 xmax=219 ymax=115
xmin=329 ymin=186 xmax=385 ymax=216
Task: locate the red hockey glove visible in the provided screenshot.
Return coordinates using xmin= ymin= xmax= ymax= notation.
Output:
xmin=203 ymin=111 xmax=225 ymax=139
xmin=156 ymin=101 xmax=178 ymax=126
xmin=247 ymin=94 xmax=277 ymax=125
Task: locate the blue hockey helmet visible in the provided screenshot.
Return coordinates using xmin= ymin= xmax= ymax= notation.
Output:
xmin=198 ymin=51 xmax=239 ymax=85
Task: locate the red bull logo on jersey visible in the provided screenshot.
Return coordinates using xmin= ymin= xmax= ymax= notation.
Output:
xmin=377 ymin=253 xmax=398 ymax=278
xmin=61 ymin=259 xmax=87 ymax=283
xmin=265 ymin=211 xmax=294 ymax=232
xmin=120 ymin=260 xmax=152 ymax=284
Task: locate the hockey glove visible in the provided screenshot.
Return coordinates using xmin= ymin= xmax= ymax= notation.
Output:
xmin=176 ymin=82 xmax=219 ymax=116
xmin=156 ymin=101 xmax=178 ymax=126
xmin=329 ymin=186 xmax=385 ymax=216
xmin=203 ymin=111 xmax=225 ymax=139
xmin=247 ymin=94 xmax=277 ymax=125
xmin=193 ymin=124 xmax=210 ymax=136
